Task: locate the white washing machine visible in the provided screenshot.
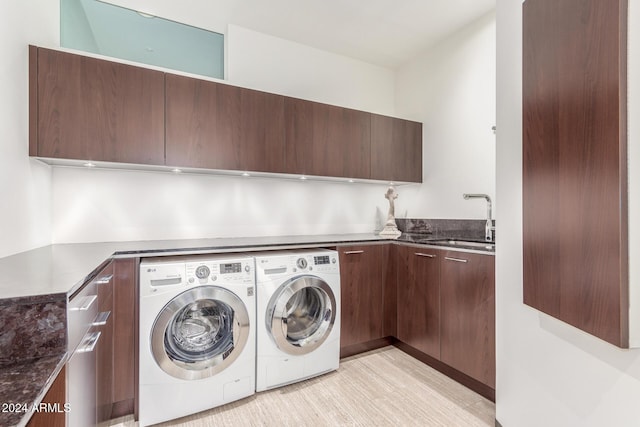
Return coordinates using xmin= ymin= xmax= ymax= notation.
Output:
xmin=139 ymin=254 xmax=256 ymax=426
xmin=253 ymin=249 xmax=340 ymax=392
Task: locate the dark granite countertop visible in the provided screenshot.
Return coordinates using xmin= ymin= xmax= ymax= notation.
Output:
xmin=0 ymin=354 xmax=66 ymax=427
xmin=0 ymin=232 xmax=493 ymax=301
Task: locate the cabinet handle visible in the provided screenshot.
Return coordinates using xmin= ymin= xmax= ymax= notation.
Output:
xmin=415 ymin=252 xmax=436 ymax=258
xmin=77 ymin=331 xmax=101 ymax=353
xmin=444 ymin=256 xmax=468 ymax=263
xmin=70 ymin=295 xmax=97 ymax=311
xmin=343 ymin=250 xmax=364 ymax=255
xmin=95 ymin=274 xmax=113 ymax=285
xmin=92 ymin=311 xmax=111 ymax=326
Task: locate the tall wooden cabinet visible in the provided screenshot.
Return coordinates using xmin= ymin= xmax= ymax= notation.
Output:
xmin=30 ymin=46 xmax=165 ymax=165
xmin=396 ymin=245 xmax=441 ymax=359
xmin=522 ymin=0 xmax=629 ymax=347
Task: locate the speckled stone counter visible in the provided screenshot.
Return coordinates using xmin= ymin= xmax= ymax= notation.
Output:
xmin=0 ymin=355 xmax=65 ymax=427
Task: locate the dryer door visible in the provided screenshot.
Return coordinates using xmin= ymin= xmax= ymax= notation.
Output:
xmin=151 ymin=286 xmax=250 ymax=380
xmin=267 ymin=275 xmax=336 ymax=355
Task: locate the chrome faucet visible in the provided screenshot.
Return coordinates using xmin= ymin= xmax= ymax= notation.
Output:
xmin=463 ymin=193 xmax=494 ymax=241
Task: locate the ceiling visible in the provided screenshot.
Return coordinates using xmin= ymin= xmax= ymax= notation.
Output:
xmin=99 ymin=0 xmax=496 ymax=69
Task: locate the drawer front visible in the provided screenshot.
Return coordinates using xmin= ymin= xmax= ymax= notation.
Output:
xmin=68 ymin=280 xmax=98 ymax=353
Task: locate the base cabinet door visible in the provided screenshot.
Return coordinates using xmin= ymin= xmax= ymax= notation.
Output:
xmin=111 ymin=259 xmax=137 ymax=418
xmin=339 ymin=245 xmax=384 ymax=349
xmin=27 ymin=366 xmax=66 ymax=427
xmin=396 ymin=245 xmax=441 ymax=359
xmin=95 ymin=264 xmax=114 ymax=423
xmin=440 ymin=251 xmax=495 ymax=388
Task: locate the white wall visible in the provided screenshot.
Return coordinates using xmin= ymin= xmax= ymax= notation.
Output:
xmin=496 ymin=1 xmax=640 ymax=426
xmin=51 ymin=25 xmax=397 ymax=244
xmin=394 ymin=12 xmax=496 ymax=220
xmin=0 ymin=1 xmax=58 ymax=258
xmin=227 ymin=25 xmax=395 ymax=115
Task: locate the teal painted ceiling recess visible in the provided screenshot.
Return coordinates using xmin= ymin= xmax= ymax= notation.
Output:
xmin=61 ymin=0 xmax=224 ymax=79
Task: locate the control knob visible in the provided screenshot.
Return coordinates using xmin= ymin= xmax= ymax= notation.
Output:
xmin=296 ymin=258 xmax=308 ymax=269
xmin=195 ymin=265 xmax=210 ymax=279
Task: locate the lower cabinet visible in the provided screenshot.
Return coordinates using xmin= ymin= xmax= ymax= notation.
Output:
xmin=396 ymin=245 xmax=441 ymax=359
xmin=58 ymin=258 xmax=136 ymax=427
xmin=95 ymin=263 xmax=114 ymax=423
xmin=440 ymin=250 xmax=495 ymax=388
xmin=338 ymin=245 xmax=385 ymax=351
xmin=393 ymin=244 xmax=495 ymax=391
xmin=111 ymin=259 xmax=137 ymax=418
xmin=27 ymin=366 xmax=66 ymax=427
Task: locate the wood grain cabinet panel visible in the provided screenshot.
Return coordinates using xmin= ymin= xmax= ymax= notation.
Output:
xmin=95 ymin=263 xmax=114 ymax=423
xmin=396 ymin=245 xmax=441 ymax=359
xmin=371 ymin=114 xmax=422 ymax=183
xmin=285 ymin=98 xmax=371 ymax=179
xmin=440 ymin=251 xmax=495 ymax=388
xmin=339 ymin=245 xmax=384 ymax=348
xmin=165 ymin=74 xmax=285 ymax=172
xmin=33 ymin=47 xmax=165 ymax=164
xmin=522 ymin=0 xmax=629 ymax=347
xmin=26 ymin=366 xmax=66 ymax=427
xmin=111 ymin=258 xmax=136 ymax=418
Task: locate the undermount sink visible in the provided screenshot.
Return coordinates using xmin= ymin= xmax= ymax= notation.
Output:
xmin=426 ymin=239 xmax=495 ymax=250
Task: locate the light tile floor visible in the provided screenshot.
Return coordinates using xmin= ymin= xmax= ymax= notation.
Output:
xmin=106 ymin=346 xmax=494 ymax=427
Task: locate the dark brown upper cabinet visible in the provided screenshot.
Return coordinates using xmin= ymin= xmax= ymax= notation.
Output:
xmin=165 ymin=74 xmax=285 ymax=172
xmin=284 ymin=97 xmax=371 ymax=179
xmin=523 ymin=0 xmax=629 ymax=347
xmin=29 ymin=46 xmax=422 ymax=183
xmin=371 ymin=114 xmax=422 ymax=182
xmin=30 ymin=46 xmax=165 ymax=165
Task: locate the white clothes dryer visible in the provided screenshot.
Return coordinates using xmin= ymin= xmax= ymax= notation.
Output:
xmin=139 ymin=254 xmax=255 ymax=426
xmin=253 ymin=249 xmax=340 ymax=392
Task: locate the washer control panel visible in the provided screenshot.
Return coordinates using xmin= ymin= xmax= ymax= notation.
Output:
xmin=186 ymin=258 xmax=254 ymax=285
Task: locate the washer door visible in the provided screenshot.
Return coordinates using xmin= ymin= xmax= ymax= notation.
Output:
xmin=267 ymin=275 xmax=336 ymax=355
xmin=151 ymin=286 xmax=250 ymax=380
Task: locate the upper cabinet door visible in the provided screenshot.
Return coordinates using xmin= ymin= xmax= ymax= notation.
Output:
xmin=371 ymin=114 xmax=422 ymax=183
xmin=165 ymin=74 xmax=285 ymax=172
xmin=284 ymin=98 xmax=371 ymax=179
xmin=35 ymin=47 xmax=165 ymax=165
xmin=523 ymin=0 xmax=628 ymax=347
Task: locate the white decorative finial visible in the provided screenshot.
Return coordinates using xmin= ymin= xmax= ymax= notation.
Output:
xmin=379 ymin=186 xmax=401 ymax=238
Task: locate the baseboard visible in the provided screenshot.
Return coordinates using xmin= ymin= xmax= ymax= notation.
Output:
xmin=340 ymin=337 xmax=397 ymax=359
xmin=394 ymin=341 xmax=495 ymax=402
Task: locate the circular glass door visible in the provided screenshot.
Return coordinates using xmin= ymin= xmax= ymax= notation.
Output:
xmin=151 ymin=286 xmax=250 ymax=380
xmin=267 ymin=275 xmax=336 ymax=355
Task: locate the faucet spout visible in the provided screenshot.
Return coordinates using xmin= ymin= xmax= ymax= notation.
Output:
xmin=463 ymin=193 xmax=493 ymax=241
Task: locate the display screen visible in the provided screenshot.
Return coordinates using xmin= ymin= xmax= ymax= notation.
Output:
xmin=220 ymin=263 xmax=242 ymax=274
xmin=314 ymin=255 xmax=330 ymax=265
